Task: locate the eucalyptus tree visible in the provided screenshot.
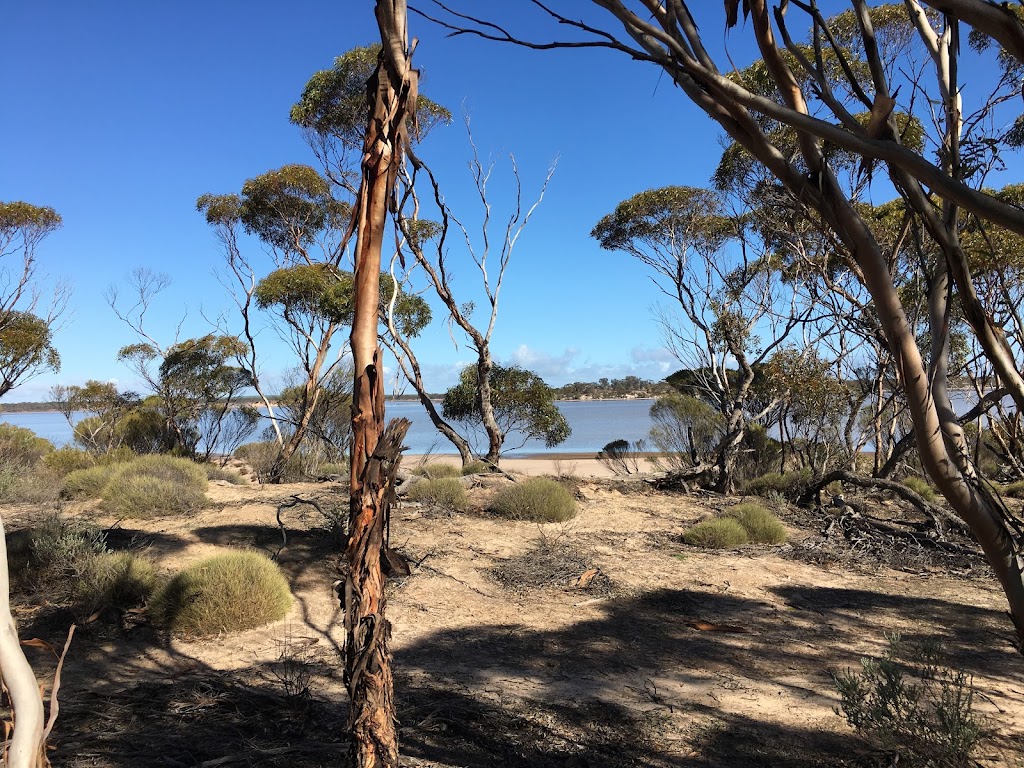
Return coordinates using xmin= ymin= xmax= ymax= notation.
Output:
xmin=423 ymin=0 xmax=1024 ymax=642
xmin=592 ymin=185 xmax=808 ymax=490
xmin=0 ymin=202 xmax=67 ymax=398
xmin=441 ymin=364 xmax=570 ymax=455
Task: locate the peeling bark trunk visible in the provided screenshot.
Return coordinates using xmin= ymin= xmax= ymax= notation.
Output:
xmin=475 ymin=351 xmax=503 ymax=464
xmin=346 ymin=3 xmax=415 ymax=764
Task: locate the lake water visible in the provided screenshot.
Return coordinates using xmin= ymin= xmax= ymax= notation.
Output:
xmin=0 ymin=399 xmax=656 ymax=457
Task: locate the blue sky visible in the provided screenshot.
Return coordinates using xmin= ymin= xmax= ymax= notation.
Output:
xmin=0 ymin=2 xmax=740 ymax=402
xmin=2 ymin=3 xmax=1019 ymax=402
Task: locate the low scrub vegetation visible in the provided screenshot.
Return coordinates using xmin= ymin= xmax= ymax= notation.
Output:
xmin=413 ymin=461 xmax=461 ymax=479
xmin=406 ymin=477 xmax=467 ymax=512
xmin=100 ymin=455 xmax=208 ymax=518
xmin=901 ymin=475 xmax=937 ymax=503
xmin=79 ymin=551 xmax=159 ymax=611
xmin=151 ymin=551 xmax=292 ymax=636
xmin=461 ymin=460 xmax=491 ymax=475
xmin=741 ymin=469 xmax=814 ymax=501
xmin=490 ymin=477 xmax=578 ymax=523
xmin=721 ymin=502 xmax=787 ymax=544
xmin=682 ymin=518 xmax=749 ymax=549
xmin=204 ymin=463 xmax=247 ymax=485
xmin=833 ymin=635 xmax=983 ymax=766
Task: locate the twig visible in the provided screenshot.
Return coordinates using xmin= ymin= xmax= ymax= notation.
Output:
xmin=40 ymin=624 xmax=75 ymax=742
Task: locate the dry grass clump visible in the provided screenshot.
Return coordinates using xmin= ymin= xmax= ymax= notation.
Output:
xmin=99 ymin=455 xmax=208 ymax=518
xmin=461 ymin=460 xmax=491 ymax=475
xmin=491 ymin=538 xmax=611 ymax=594
xmin=413 ymin=461 xmax=461 ymax=479
xmin=7 ymin=515 xmax=107 ymax=595
xmin=204 ymin=463 xmax=247 ymax=485
xmin=406 ymin=477 xmax=467 ymax=512
xmin=1002 ymin=480 xmax=1024 ymax=499
xmin=490 ymin=477 xmax=578 ymax=523
xmin=682 ymin=518 xmax=750 ymax=549
xmin=151 ymin=551 xmax=292 ymax=636
xmin=722 ymin=502 xmax=788 ymax=544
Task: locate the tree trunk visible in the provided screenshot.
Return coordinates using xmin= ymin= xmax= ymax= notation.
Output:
xmin=346 ymin=4 xmax=415 ymax=765
xmin=475 ymin=350 xmax=503 ymax=464
xmin=1 ymin=515 xmax=45 ymax=768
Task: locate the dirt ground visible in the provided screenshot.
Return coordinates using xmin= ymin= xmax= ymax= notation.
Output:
xmin=5 ymin=458 xmax=1024 ymax=767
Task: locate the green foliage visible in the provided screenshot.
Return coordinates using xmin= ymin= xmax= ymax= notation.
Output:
xmin=597 ymin=439 xmax=645 ymax=476
xmin=461 ymin=460 xmax=492 ymax=475
xmin=902 ymin=476 xmax=937 ymax=503
xmin=0 ymin=311 xmax=60 ymax=393
xmin=742 ymin=469 xmax=814 ymax=501
xmin=256 ymin=263 xmax=355 ymax=321
xmin=721 ymin=502 xmax=787 ymax=544
xmin=648 ymin=393 xmax=724 ymax=470
xmin=1001 ymin=480 xmax=1024 ymax=499
xmin=413 ymin=462 xmax=461 ymax=479
xmin=406 ymin=477 xmax=467 ymax=512
xmin=99 ymin=455 xmax=208 ymax=518
xmin=238 ymin=164 xmax=346 ymax=253
xmin=44 ymin=447 xmax=98 ymax=476
xmin=490 ymin=478 xmax=578 ymax=523
xmin=0 ymin=423 xmax=52 ymax=468
xmin=0 ymin=201 xmax=62 ymax=234
xmin=151 ymin=551 xmax=293 ymax=636
xmin=7 ymin=515 xmax=107 ymax=597
xmin=833 ymin=635 xmax=983 ymax=766
xmin=591 ymin=186 xmax=731 ymax=256
xmin=442 ymin=364 xmax=571 ymax=450
xmin=682 ymin=518 xmax=750 ymax=549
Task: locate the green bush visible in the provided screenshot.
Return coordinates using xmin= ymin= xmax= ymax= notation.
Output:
xmin=79 ymin=551 xmax=159 ymax=610
xmin=151 ymin=551 xmax=292 ymax=636
xmin=0 ymin=466 xmax=62 ymax=505
xmin=722 ymin=502 xmax=787 ymax=544
xmin=0 ymin=423 xmax=53 ymax=468
xmin=8 ymin=516 xmax=107 ymax=597
xmin=413 ymin=462 xmax=461 ymax=479
xmin=204 ymin=463 xmax=247 ymax=485
xmin=406 ymin=477 xmax=467 ymax=512
xmin=318 ymin=461 xmax=348 ymax=476
xmin=63 ymin=465 xmax=118 ymax=500
xmin=833 ymin=635 xmax=983 ymax=766
xmin=741 ymin=469 xmax=814 ymax=501
xmin=682 ymin=518 xmax=750 ymax=549
xmin=100 ymin=455 xmax=208 ymax=518
xmin=44 ymin=447 xmax=97 ymax=477
xmin=461 ymin=460 xmax=491 ymax=475
xmin=902 ymin=475 xmax=937 ymax=503
xmin=490 ymin=477 xmax=578 ymax=523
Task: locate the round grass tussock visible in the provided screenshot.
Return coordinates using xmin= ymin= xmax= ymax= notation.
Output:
xmin=461 ymin=460 xmax=491 ymax=475
xmin=44 ymin=447 xmax=97 ymax=477
xmin=406 ymin=477 xmax=467 ymax=512
xmin=490 ymin=477 xmax=578 ymax=523
xmin=100 ymin=455 xmax=208 ymax=518
xmin=204 ymin=464 xmax=247 ymax=485
xmin=151 ymin=551 xmax=292 ymax=636
xmin=63 ymin=465 xmax=118 ymax=500
xmin=682 ymin=518 xmax=750 ymax=549
xmin=722 ymin=502 xmax=787 ymax=544
xmin=413 ymin=462 xmax=461 ymax=479
xmin=741 ymin=469 xmax=813 ymax=501
xmin=79 ymin=551 xmax=159 ymax=610
xmin=1002 ymin=480 xmax=1024 ymax=499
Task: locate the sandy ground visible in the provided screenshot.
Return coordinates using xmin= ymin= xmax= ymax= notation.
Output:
xmin=5 ymin=460 xmax=1024 ymax=767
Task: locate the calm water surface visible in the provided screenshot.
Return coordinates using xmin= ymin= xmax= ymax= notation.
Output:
xmin=0 ymin=399 xmax=656 ymax=457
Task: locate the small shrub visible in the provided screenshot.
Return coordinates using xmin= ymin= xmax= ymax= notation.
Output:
xmin=318 ymin=461 xmax=348 ymax=476
xmin=204 ymin=464 xmax=247 ymax=485
xmin=682 ymin=518 xmax=749 ymax=549
xmin=406 ymin=477 xmax=467 ymax=512
xmin=833 ymin=635 xmax=983 ymax=766
xmin=63 ymin=465 xmax=118 ymax=499
xmin=44 ymin=447 xmax=97 ymax=477
xmin=100 ymin=455 xmax=208 ymax=518
xmin=79 ymin=551 xmax=159 ymax=610
xmin=490 ymin=477 xmax=578 ymax=523
xmin=741 ymin=469 xmax=814 ymax=501
xmin=0 ymin=423 xmax=53 ymax=468
xmin=413 ymin=462 xmax=461 ymax=479
xmin=461 ymin=460 xmax=491 ymax=475
xmin=1002 ymin=480 xmax=1024 ymax=499
xmin=9 ymin=516 xmax=107 ymax=597
xmin=722 ymin=502 xmax=787 ymax=544
xmin=234 ymin=441 xmax=309 ymax=483
xmin=0 ymin=466 xmax=63 ymax=505
xmin=902 ymin=475 xmax=937 ymax=503
xmin=151 ymin=551 xmax=292 ymax=636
